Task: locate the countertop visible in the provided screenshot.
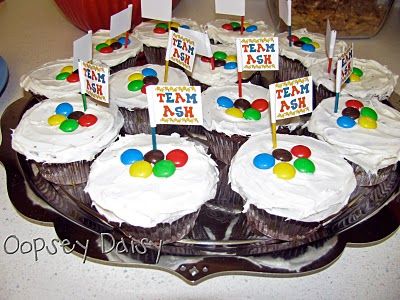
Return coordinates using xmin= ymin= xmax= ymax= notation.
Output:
xmin=0 ymin=0 xmax=399 ymax=299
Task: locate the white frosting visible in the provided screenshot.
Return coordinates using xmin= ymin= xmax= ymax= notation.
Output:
xmin=85 ymin=134 xmax=219 ymax=227
xmin=229 ymin=134 xmax=356 ymax=222
xmin=109 ymin=64 xmax=190 ymax=110
xmin=307 ymin=95 xmax=400 ymax=174
xmin=12 ymin=95 xmax=124 ymax=163
xmin=92 ymin=29 xmax=143 ymax=67
xmin=133 ymin=18 xmax=201 ymax=48
xmin=309 ymin=58 xmax=398 ymax=101
xmin=278 ymin=28 xmax=348 ymax=68
xmin=188 ymin=44 xmax=242 ymax=86
xmin=205 ymin=19 xmax=275 ymax=45
xmin=20 ymin=58 xmax=80 ymax=98
xmin=202 ymin=84 xmax=271 ymax=137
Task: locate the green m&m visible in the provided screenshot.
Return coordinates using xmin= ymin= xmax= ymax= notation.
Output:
xmin=294 ymin=158 xmax=315 ymax=174
xmin=243 ymin=108 xmax=261 ymax=121
xmin=153 ymin=160 xmax=176 ymax=178
xmin=352 ymin=67 xmax=363 ymax=77
xmin=59 ymin=119 xmax=79 ymax=132
xmin=360 ymin=107 xmax=378 ymax=121
xmin=128 ymin=80 xmax=144 ymax=92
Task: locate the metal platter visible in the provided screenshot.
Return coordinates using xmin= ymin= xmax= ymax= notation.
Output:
xmin=1 ymin=94 xmax=399 ymax=284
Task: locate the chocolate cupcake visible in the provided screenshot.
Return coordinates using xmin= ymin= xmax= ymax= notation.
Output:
xmin=133 ymin=18 xmax=201 ymax=66
xmin=202 ymin=84 xmax=302 ymax=164
xmin=92 ymin=29 xmax=143 ymax=74
xmin=275 ymin=28 xmax=348 ymax=82
xmin=20 ymin=58 xmax=81 ymax=101
xmin=229 ymin=134 xmax=357 ymax=241
xmin=85 ymin=134 xmax=219 ymax=244
xmin=11 ymin=95 xmax=124 ymax=185
xmin=307 ymin=95 xmax=400 ymax=186
xmin=309 ymin=57 xmax=398 ymax=107
xmin=109 ymin=64 xmax=190 ymax=134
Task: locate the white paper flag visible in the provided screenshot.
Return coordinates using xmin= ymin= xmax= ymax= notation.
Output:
xmin=141 ymin=0 xmax=172 ymax=22
xmin=215 ymin=0 xmax=245 ymax=16
xmin=78 ymin=61 xmax=110 ymax=103
xmin=110 ymin=4 xmax=133 ymax=38
xmin=178 ymin=27 xmax=212 ymax=57
xmin=325 ymin=20 xmax=337 ymax=59
xmin=73 ymin=31 xmax=92 ymax=70
xmin=279 ymin=0 xmax=292 ymax=26
xmin=165 ymin=31 xmax=196 ymax=72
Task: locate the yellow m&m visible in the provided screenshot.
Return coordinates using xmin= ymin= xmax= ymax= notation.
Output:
xmin=225 ymin=107 xmax=243 ymax=118
xmin=358 ymin=116 xmax=377 ymax=129
xmin=128 ymin=73 xmax=144 ymax=81
xmin=226 ymin=55 xmax=237 ymax=62
xmin=61 ymin=65 xmax=73 ymax=73
xmin=349 ymin=73 xmax=361 ymax=82
xmin=311 ymin=41 xmax=320 ymax=49
xmin=105 ymin=38 xmax=117 ymax=45
xmin=129 ymin=161 xmax=153 ymax=178
xmin=48 ymin=114 xmax=67 ymax=126
xmin=273 ymin=162 xmax=296 ymax=180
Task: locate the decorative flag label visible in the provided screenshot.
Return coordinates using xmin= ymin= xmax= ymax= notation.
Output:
xmin=166 ymin=31 xmax=196 ymax=72
xmin=78 ymin=61 xmax=110 ymax=103
xmin=338 ymin=44 xmax=353 ymax=84
xmin=110 ymin=4 xmax=133 ymax=38
xmin=279 ymin=0 xmax=292 ymax=25
xmin=236 ymin=37 xmax=279 ymax=71
xmin=325 ymin=19 xmax=337 ymax=59
xmin=147 ymin=86 xmax=203 ymax=126
xmin=73 ymin=31 xmax=93 ymax=70
xmin=269 ymin=76 xmax=313 ymax=121
xmin=178 ymin=27 xmax=212 ymax=58
xmin=141 ymin=0 xmax=172 ymax=22
xmin=215 ymin=0 xmax=245 ymax=16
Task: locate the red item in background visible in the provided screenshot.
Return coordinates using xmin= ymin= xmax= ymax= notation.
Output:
xmin=54 ymin=0 xmax=181 ymax=32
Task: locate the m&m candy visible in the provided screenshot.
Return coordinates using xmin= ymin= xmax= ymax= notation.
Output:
xmin=120 ymin=149 xmax=144 ymax=165
xmin=48 ymin=114 xmax=67 ymax=126
xmin=358 ymin=116 xmax=377 ymax=129
xmin=130 ymin=161 xmax=153 ymax=178
xmin=144 ymin=150 xmax=164 ymax=164
xmin=153 ymin=160 xmax=176 ymax=177
xmin=142 ymin=68 xmax=157 ymax=77
xmin=251 ymin=99 xmax=269 ymax=112
xmin=78 ymin=114 xmax=97 ymax=127
xmin=360 ymin=107 xmax=378 ymax=121
xmin=337 ymin=116 xmax=356 ymax=128
xmin=59 ymin=119 xmax=79 ymax=132
xmin=225 ymin=107 xmax=243 ymax=118
xmin=291 ymin=145 xmax=311 ymax=158
xmin=166 ymin=149 xmax=189 ymax=167
xmin=273 ymin=162 xmax=296 ymax=180
xmin=55 ymin=103 xmax=74 ymax=117
xmin=253 ymin=153 xmax=275 ymax=170
xmin=294 ymin=158 xmax=315 ymax=174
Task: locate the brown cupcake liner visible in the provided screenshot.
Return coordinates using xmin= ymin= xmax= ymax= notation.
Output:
xmin=246 ymin=204 xmax=322 ymax=241
xmin=58 ymin=183 xmax=92 ymax=208
xmin=204 ymin=130 xmax=249 ymax=165
xmin=274 ymin=56 xmax=309 ymax=83
xmin=110 ymin=209 xmax=200 ymax=244
xmin=313 ymin=83 xmax=335 ymax=108
xmin=188 ymin=76 xmax=210 ymax=92
xmin=350 ymin=162 xmax=396 ymax=187
xmin=30 ymin=159 xmax=91 ymax=185
xmin=118 ymin=107 xmax=171 ymax=135
xmin=109 ymin=56 xmax=138 ymax=74
xmin=30 ymin=92 xmax=48 ymax=102
xmin=205 ymin=160 xmax=245 ymax=210
xmin=142 ymin=45 xmax=183 ymax=70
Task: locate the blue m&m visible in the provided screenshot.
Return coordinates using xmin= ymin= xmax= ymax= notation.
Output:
xmin=245 ymin=25 xmax=258 ymax=32
xmin=337 ymin=116 xmax=356 ymax=128
xmin=142 ymin=67 xmax=157 ymax=77
xmin=120 ymin=149 xmax=144 ymax=165
xmin=217 ymin=96 xmax=234 ymax=108
xmin=253 ymin=153 xmax=275 ymax=169
xmin=224 ymin=62 xmax=238 ymax=70
xmin=55 ymin=103 xmax=74 ymax=117
xmin=301 ymin=43 xmax=315 ymax=52
xmin=118 ymin=37 xmax=131 ymax=45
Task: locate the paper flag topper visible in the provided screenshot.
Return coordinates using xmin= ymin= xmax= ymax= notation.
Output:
xmin=141 ymin=0 xmax=172 ymax=22
xmin=110 ymin=4 xmax=133 ymax=38
xmin=165 ymin=31 xmax=197 ymax=72
xmin=147 ymin=85 xmax=203 ymax=127
xmin=78 ymin=61 xmax=110 ymax=104
xmin=278 ymin=0 xmax=292 ymax=26
xmin=325 ymin=19 xmax=337 ymax=59
xmin=236 ymin=37 xmax=279 ymax=71
xmin=215 ymin=0 xmax=245 ymax=16
xmin=178 ymin=27 xmax=212 ymax=58
xmin=269 ymin=76 xmax=313 ymax=122
xmin=73 ymin=31 xmax=93 ymax=71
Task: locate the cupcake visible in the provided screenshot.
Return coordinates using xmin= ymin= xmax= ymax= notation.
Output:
xmin=187 ymin=43 xmax=261 ymax=91
xmin=92 ymin=29 xmax=143 ymax=74
xmin=309 ymin=58 xmax=399 ymax=106
xmin=20 ymin=58 xmax=81 ymax=101
xmin=204 ymin=19 xmax=275 ymax=45
xmin=109 ymin=64 xmax=190 ymax=134
xmin=11 ymin=95 xmax=124 ymax=185
xmin=276 ymin=28 xmax=348 ymax=82
xmin=307 ymin=95 xmax=400 ymax=186
xmin=84 ymin=134 xmax=219 ymax=244
xmin=202 ymin=83 xmax=302 ymax=164
xmin=133 ymin=18 xmax=201 ymax=65
xmin=229 ymin=134 xmax=357 ymax=241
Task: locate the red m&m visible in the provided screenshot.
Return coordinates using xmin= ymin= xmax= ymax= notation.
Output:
xmin=291 ymin=145 xmax=311 ymax=158
xmin=78 ymin=114 xmax=98 ymax=127
xmin=166 ymin=149 xmax=189 ymax=167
